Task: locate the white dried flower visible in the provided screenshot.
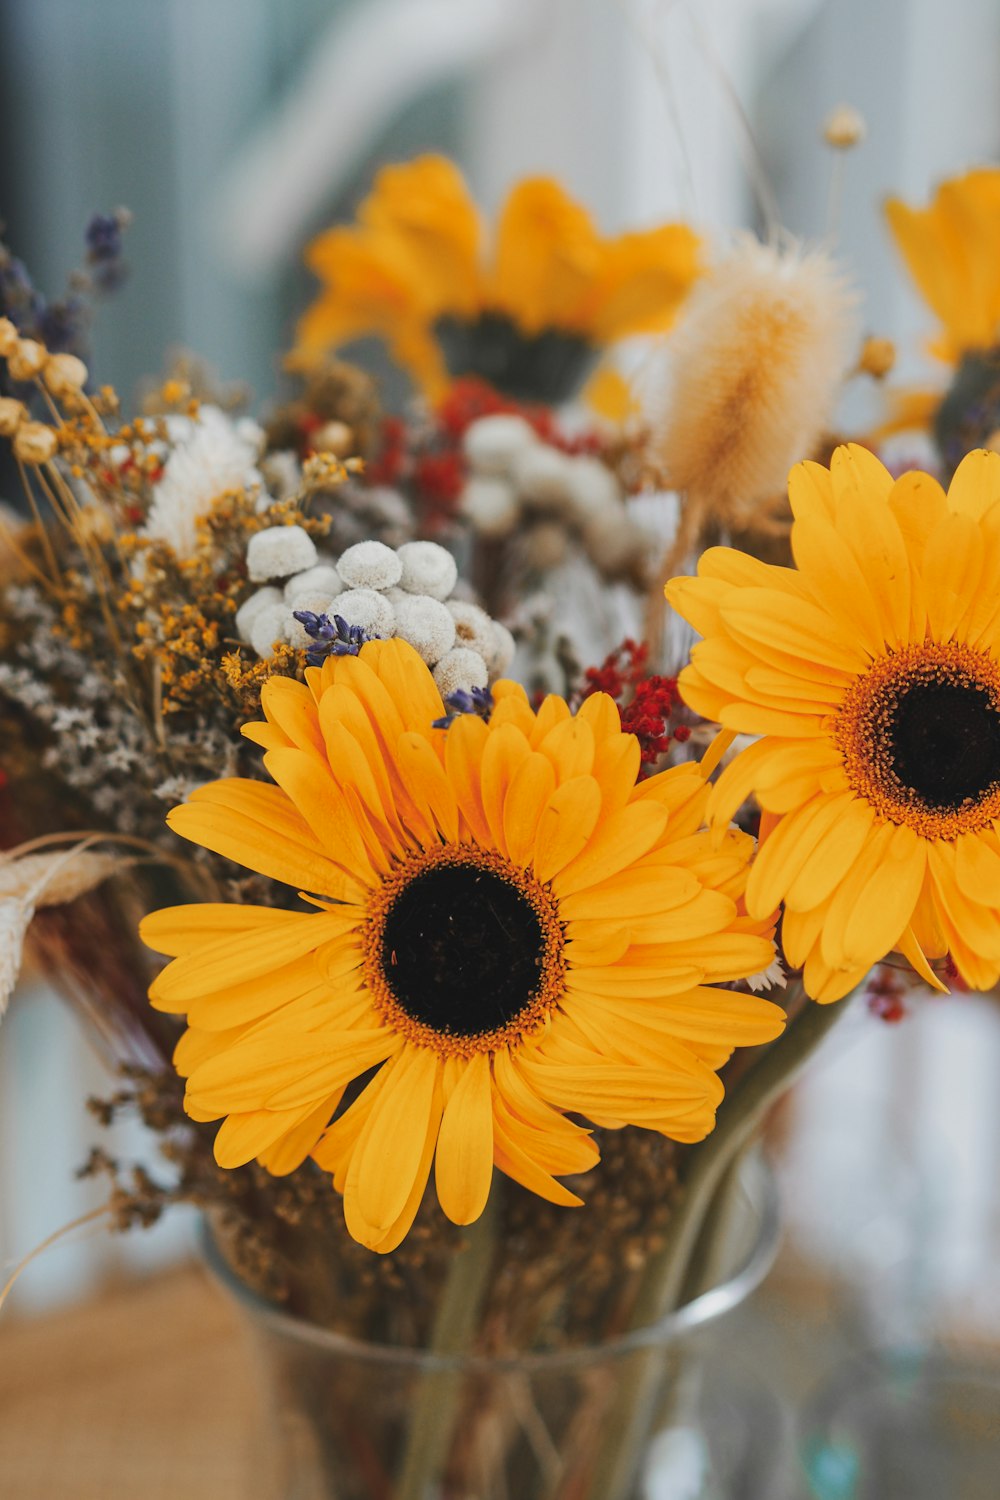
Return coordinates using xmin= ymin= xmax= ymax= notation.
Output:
xmin=393 ymin=595 xmax=456 ymax=666
xmin=284 ymin=564 xmax=342 ymax=604
xmin=448 ymin=600 xmax=496 ymax=659
xmin=396 ymin=540 xmax=458 ymax=601
xmin=0 ymin=899 xmax=33 ymax=1023
xmin=246 ymin=524 xmax=318 ymax=581
xmin=249 ymin=601 xmax=292 ymax=658
xmin=236 ymin=586 xmax=283 ymax=643
xmin=337 ymin=539 xmax=402 ymax=590
xmin=143 ymin=405 xmax=266 ymax=558
xmin=565 ymin=454 xmax=622 ymax=519
xmin=260 ymin=449 xmax=302 ymax=499
xmin=510 ymin=444 xmax=575 ymax=511
xmin=463 ymin=414 xmax=537 ymax=475
xmin=488 ymin=621 xmax=517 ymax=678
xmin=523 ymin=521 xmax=570 ymax=571
xmin=328 ymin=588 xmax=395 ymax=639
xmin=433 ymin=647 xmax=489 ymax=698
xmin=460 ymin=477 xmax=520 ymax=539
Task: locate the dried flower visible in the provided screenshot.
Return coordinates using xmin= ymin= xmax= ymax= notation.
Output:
xmin=858 ymin=335 xmax=896 ymax=378
xmin=43 ymin=352 xmax=89 ymax=398
xmin=0 ymin=397 xmax=26 ymax=437
xmin=7 ymin=339 xmax=47 ymax=382
xmin=336 ymin=539 xmax=402 ymax=590
xmin=650 ymin=235 xmax=857 ymax=571
xmin=246 ymin=522 xmax=317 ymax=581
xmin=823 ymin=104 xmax=867 ymax=149
xmin=13 ymin=421 xmax=58 ymax=465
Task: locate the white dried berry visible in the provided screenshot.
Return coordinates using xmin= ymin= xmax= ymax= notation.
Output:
xmin=460 ymin=477 xmax=520 ymax=539
xmin=249 ymin=602 xmax=292 ymax=658
xmin=447 ymin=600 xmax=495 ymax=658
xmin=488 ymin=621 xmax=517 ymax=679
xmin=284 ymin=564 xmax=342 ymax=604
xmin=337 ymin=539 xmax=402 ymax=590
xmin=246 ymin=524 xmax=318 ymax=581
xmin=565 ymin=454 xmax=622 ymax=519
xmin=236 ymin=585 xmax=283 ymax=643
xmin=393 ymin=594 xmax=456 ymax=666
xmin=433 ymin=647 xmax=489 ymax=698
xmin=463 ymin=414 xmax=537 ymax=475
xmin=395 ymin=540 xmax=458 ymax=600
xmin=328 ymin=588 xmax=395 ymax=639
xmin=510 ymin=444 xmax=575 ymax=511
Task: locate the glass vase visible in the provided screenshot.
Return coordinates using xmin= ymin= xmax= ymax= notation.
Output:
xmin=202 ymin=1154 xmax=784 ymax=1500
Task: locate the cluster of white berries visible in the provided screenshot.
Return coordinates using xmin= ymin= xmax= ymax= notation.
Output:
xmin=237 ymin=532 xmax=516 ymax=696
xmin=459 ymin=414 xmax=648 ymax=579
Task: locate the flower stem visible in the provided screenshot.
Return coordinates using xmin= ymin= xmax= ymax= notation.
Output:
xmin=392 ymin=1185 xmax=499 ymax=1500
xmin=579 ymin=982 xmax=849 ymax=1500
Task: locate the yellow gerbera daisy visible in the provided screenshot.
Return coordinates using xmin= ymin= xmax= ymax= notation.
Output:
xmin=666 ymin=443 xmax=1000 ymax=1003
xmin=886 ymin=167 xmax=1000 ymax=362
xmin=297 ymin=154 xmax=701 ymax=402
xmin=141 ymin=639 xmax=783 ymax=1252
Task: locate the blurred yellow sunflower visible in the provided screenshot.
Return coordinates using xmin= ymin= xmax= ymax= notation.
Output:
xmin=886 ymin=167 xmax=1000 ymax=362
xmin=141 ymin=638 xmax=782 ymax=1252
xmin=296 ymin=154 xmax=701 ymax=404
xmin=666 ymin=443 xmax=1000 ymax=1003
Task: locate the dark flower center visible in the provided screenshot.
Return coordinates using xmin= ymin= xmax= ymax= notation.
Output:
xmin=889 ymin=678 xmax=1000 ymax=809
xmin=435 ymin=311 xmax=595 ymax=404
xmin=381 ymin=863 xmax=547 ymax=1037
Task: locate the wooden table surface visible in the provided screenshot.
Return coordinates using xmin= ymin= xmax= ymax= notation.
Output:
xmin=0 ymin=1267 xmax=263 ymax=1500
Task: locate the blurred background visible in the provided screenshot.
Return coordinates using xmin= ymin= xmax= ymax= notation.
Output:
xmin=1 ymin=0 xmax=999 ymax=1460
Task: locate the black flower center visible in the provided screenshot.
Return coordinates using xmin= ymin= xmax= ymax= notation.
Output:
xmin=889 ymin=678 xmax=1000 ymax=809
xmin=381 ymin=863 xmax=547 ymax=1037
xmin=435 ymin=311 xmax=595 ymax=404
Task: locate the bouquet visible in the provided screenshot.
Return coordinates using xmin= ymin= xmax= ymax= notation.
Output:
xmin=4 ymin=143 xmax=1000 ymax=1499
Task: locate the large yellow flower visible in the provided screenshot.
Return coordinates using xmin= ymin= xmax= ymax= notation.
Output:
xmin=886 ymin=168 xmax=1000 ymax=362
xmin=141 ymin=639 xmax=783 ymax=1252
xmin=297 ymin=154 xmax=701 ymax=401
xmin=666 ymin=443 xmax=1000 ymax=1003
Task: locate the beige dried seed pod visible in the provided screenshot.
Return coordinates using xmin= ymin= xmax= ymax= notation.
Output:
xmin=0 ymin=397 xmax=26 ymax=437
xmin=13 ymin=422 xmax=58 ymax=465
xmin=44 ymin=352 xmax=89 ymax=398
xmin=7 ymin=339 xmax=47 ymax=382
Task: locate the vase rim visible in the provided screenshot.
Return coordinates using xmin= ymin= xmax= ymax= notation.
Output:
xmin=200 ymin=1151 xmax=782 ymax=1374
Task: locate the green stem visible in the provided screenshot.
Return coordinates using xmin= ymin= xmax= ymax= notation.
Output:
xmin=579 ymin=983 xmax=849 ymax=1500
xmin=392 ymin=1186 xmax=500 ymax=1500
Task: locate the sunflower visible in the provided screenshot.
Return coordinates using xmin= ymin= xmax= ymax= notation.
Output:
xmin=296 ymin=154 xmax=701 ymax=404
xmin=140 ymin=638 xmax=783 ymax=1252
xmin=666 ymin=442 xmax=1000 ymax=1003
xmin=885 ymin=168 xmax=1000 ymax=363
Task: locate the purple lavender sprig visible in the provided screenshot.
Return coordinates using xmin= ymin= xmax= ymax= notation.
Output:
xmin=432 ymin=685 xmax=494 ymax=730
xmin=292 ymin=611 xmax=370 ymax=666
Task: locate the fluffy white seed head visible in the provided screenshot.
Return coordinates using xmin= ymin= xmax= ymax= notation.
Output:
xmin=328 ymin=588 xmax=396 ymax=639
xmin=249 ymin=601 xmax=293 ymax=658
xmin=396 ymin=540 xmax=458 ymax=600
xmin=649 ymin=236 xmax=858 ymax=513
xmin=433 ymin=647 xmax=489 ymax=698
xmin=336 ymin=539 xmax=402 ymax=590
xmin=460 ymin=477 xmax=520 ymax=538
xmin=246 ymin=524 xmax=318 ymax=581
xmin=462 ymin=413 xmax=537 ymax=475
xmin=284 ymin=563 xmax=343 ymax=604
xmin=236 ymin=585 xmax=283 ymax=643
xmin=393 ymin=594 xmax=456 ymax=666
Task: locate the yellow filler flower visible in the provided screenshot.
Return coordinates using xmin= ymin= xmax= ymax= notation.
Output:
xmin=886 ymin=167 xmax=1000 ymax=362
xmin=666 ymin=443 xmax=1000 ymax=1003
xmin=141 ymin=639 xmax=783 ymax=1253
xmin=297 ymin=154 xmax=701 ymax=402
